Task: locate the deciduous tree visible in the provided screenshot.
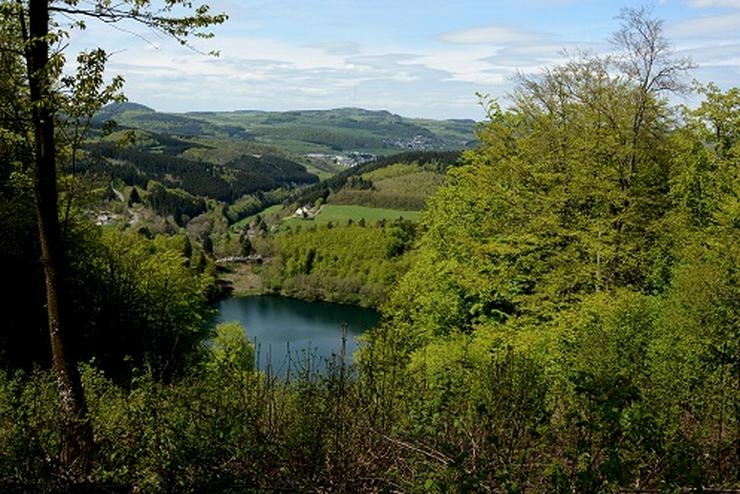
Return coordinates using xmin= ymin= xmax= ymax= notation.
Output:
xmin=8 ymin=0 xmax=226 ymax=468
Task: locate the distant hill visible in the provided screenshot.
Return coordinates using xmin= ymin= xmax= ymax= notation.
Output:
xmin=186 ymin=107 xmax=477 ymax=155
xmin=95 ymin=102 xmax=249 ymax=139
xmin=97 ymin=102 xmax=156 ymax=116
xmin=82 ymin=125 xmax=318 ymax=203
xmin=95 ymin=104 xmax=477 ymax=157
xmin=86 ymin=104 xmax=475 ymax=218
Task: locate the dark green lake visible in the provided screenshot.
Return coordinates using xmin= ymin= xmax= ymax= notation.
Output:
xmin=216 ymin=295 xmax=380 ymax=372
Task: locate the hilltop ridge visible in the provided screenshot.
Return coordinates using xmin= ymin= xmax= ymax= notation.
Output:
xmin=97 ymin=103 xmax=477 ymax=156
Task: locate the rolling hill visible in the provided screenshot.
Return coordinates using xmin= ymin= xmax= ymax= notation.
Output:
xmin=96 ymin=103 xmax=477 ymax=157
xmin=288 ymin=150 xmax=463 ymax=210
xmin=85 ymin=104 xmax=474 ymax=230
xmin=186 ymin=107 xmax=476 ymax=155
xmin=232 ymin=150 xmax=461 ymax=233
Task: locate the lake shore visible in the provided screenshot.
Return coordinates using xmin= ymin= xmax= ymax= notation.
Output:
xmin=215 ymin=294 xmax=380 ymax=372
xmin=216 ymin=259 xmax=385 ymax=309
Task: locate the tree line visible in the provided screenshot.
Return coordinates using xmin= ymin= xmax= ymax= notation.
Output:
xmin=84 ymin=142 xmax=318 ymax=202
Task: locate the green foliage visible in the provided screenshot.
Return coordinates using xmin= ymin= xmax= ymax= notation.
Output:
xmin=0 ymin=352 xmax=383 ymax=492
xmin=292 ymin=150 xmax=462 ymax=207
xmin=95 ymin=102 xmax=246 ymax=138
xmin=65 ymin=228 xmax=214 ymax=380
xmin=84 ymin=142 xmax=317 ymax=203
xmin=383 ymin=52 xmax=693 ymax=351
xmin=1 ymin=5 xmax=738 ymax=491
xmin=226 ymin=189 xmax=289 ymax=225
xmin=330 ymin=162 xmax=445 ymax=210
xmin=207 ymin=322 xmax=255 ymax=374
xmin=238 ymin=232 xmax=253 ymax=257
xmin=175 ymin=108 xmax=475 ymax=155
xmin=146 ymin=180 xmax=206 ymax=225
xmin=363 ymin=21 xmax=739 ymax=492
xmin=231 ymin=204 xmax=285 ymax=231
xmin=265 ymin=222 xmax=413 ymax=306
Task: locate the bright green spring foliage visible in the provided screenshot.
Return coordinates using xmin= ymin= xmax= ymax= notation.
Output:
xmin=0 ymin=81 xmax=737 ymax=491
xmin=382 ymin=65 xmax=736 ymax=349
xmin=363 ymin=42 xmax=739 ymax=491
xmin=207 ymin=322 xmax=255 ymax=375
xmin=0 ymin=6 xmax=738 ymax=492
xmin=329 ymin=162 xmax=446 ymax=210
xmin=65 ymin=228 xmax=215 ymax=380
xmin=265 ymin=220 xmax=416 ymax=307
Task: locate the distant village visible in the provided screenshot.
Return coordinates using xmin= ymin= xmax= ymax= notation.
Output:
xmin=304 ymin=133 xmax=456 ymax=168
xmin=305 ymin=151 xmax=375 ymax=168
xmin=383 ymin=134 xmax=440 ymax=150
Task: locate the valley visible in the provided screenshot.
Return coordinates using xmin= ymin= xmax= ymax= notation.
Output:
xmin=82 ymin=103 xmax=469 ymax=307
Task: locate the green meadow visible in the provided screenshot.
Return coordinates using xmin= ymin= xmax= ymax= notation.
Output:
xmin=281 ymin=204 xmax=421 ymax=229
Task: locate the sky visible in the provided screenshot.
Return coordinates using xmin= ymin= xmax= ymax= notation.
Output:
xmin=66 ymin=0 xmax=740 ymax=119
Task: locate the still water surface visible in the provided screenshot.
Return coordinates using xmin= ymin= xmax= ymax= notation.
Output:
xmin=216 ymin=295 xmax=380 ymax=371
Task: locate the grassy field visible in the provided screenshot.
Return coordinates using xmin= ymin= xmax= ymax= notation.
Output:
xmin=330 ymin=162 xmax=444 ymax=210
xmin=301 ymin=163 xmax=338 ymax=181
xmin=282 ymin=204 xmax=420 ymax=229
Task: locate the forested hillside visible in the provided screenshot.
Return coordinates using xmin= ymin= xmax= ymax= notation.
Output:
xmin=96 ymin=103 xmax=476 ymax=156
xmin=216 ymin=150 xmax=457 ymax=306
xmin=186 ymin=107 xmax=476 ymax=154
xmin=94 ymin=102 xmax=250 ymax=138
xmin=83 ymin=141 xmax=318 ymax=202
xmin=289 ymin=150 xmax=461 ymax=208
xmin=262 ymin=218 xmax=417 ymax=306
xmin=77 ymin=99 xmax=472 ymax=238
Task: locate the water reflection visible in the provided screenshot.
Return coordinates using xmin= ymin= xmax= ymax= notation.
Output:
xmin=216 ymin=295 xmax=380 ymax=372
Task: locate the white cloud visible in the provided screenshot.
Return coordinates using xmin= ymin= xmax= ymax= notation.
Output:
xmin=676 ymin=42 xmax=740 ymax=69
xmin=438 ymin=24 xmax=547 ymax=45
xmin=668 ymin=12 xmax=740 ymax=38
xmin=689 ymin=0 xmax=740 ymax=8
xmin=61 ymin=2 xmax=740 ymax=119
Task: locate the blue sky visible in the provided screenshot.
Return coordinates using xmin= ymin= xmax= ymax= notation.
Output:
xmin=67 ymin=0 xmax=740 ymax=119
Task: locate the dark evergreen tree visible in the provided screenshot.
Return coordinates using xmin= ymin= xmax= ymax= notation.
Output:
xmin=196 ymin=252 xmax=207 ymax=274
xmin=182 ymin=235 xmax=192 ymax=266
xmin=203 ymin=235 xmax=214 ymax=256
xmin=239 ymin=233 xmax=253 ymax=257
xmin=128 ymin=186 xmax=141 ymax=206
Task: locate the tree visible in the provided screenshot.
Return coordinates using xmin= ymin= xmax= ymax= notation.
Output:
xmin=692 ymin=82 xmax=740 ymax=157
xmin=128 ymin=186 xmax=141 ymax=206
xmin=380 ymin=8 xmax=694 ymax=356
xmin=611 ymin=7 xmax=694 ymax=187
xmin=196 ymin=251 xmax=208 ymax=273
xmin=203 ymin=234 xmax=214 ymax=256
xmin=239 ymin=232 xmax=253 ymax=257
xmin=0 ymin=8 xmax=44 ymax=372
xmin=182 ymin=234 xmax=193 ymax=266
xmin=256 ymin=215 xmax=268 ymax=234
xmin=207 ymin=322 xmax=255 ymax=375
xmin=9 ymin=0 xmax=226 ymax=469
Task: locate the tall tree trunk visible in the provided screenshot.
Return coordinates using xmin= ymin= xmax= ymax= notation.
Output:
xmin=24 ymin=0 xmax=93 ymax=468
